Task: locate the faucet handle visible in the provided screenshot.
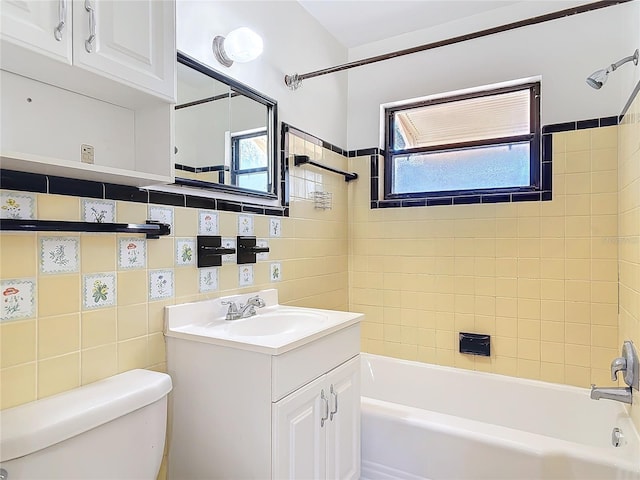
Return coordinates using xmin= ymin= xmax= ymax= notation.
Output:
xmin=221 ymin=300 xmax=238 ymax=313
xmin=611 ymin=356 xmax=627 ymax=382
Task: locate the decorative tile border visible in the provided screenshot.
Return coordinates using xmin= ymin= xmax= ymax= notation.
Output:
xmin=175 ymin=238 xmax=195 ymax=266
xmin=0 ymin=191 xmax=36 ymax=219
xmin=40 ymin=237 xmax=79 ymax=274
xmin=256 ymin=239 xmax=269 ymax=261
xmin=82 ymin=199 xmax=115 ymax=223
xmin=199 ymin=267 xmax=219 ymax=293
xmin=222 ymin=238 xmax=236 ymax=264
xmin=239 ymin=265 xmax=254 ymax=287
xmin=118 ymin=238 xmax=146 ymax=269
xmin=148 ymin=205 xmax=174 ymax=232
xmin=83 ymin=273 xmax=116 ymax=309
xmin=198 ymin=210 xmax=219 ymax=234
xmin=1 ymin=279 xmax=35 ymax=321
xmin=238 ymin=215 xmax=254 ymax=235
xmin=269 ymin=217 xmax=281 ymax=237
xmin=149 ymin=269 xmax=174 ymax=300
xmin=270 ymin=263 xmax=281 ymax=282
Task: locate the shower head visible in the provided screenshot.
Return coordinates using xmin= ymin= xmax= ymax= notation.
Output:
xmin=586 ymin=49 xmax=639 ymax=90
xmin=586 ymin=69 xmax=609 ymax=89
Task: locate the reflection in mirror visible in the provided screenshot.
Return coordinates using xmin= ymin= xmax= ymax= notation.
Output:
xmin=175 ymin=51 xmax=277 ymax=198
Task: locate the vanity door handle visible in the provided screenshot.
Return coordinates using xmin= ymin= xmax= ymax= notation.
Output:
xmin=329 ymin=384 xmax=338 ymax=420
xmin=54 ymin=0 xmax=66 ymax=41
xmin=320 ymin=389 xmax=329 ymax=427
xmin=84 ymin=0 xmax=96 ymax=53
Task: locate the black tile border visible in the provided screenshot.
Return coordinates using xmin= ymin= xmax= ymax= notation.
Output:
xmin=0 ymin=168 xmax=287 ymax=217
xmin=0 ymin=169 xmax=48 ymax=193
xmin=541 ymin=115 xmax=618 ymax=134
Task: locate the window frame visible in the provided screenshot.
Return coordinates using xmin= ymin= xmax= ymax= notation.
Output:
xmin=383 ymin=82 xmax=541 ymax=200
xmin=230 ymin=129 xmax=270 ymax=191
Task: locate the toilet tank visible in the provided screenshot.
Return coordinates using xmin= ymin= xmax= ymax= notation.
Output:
xmin=0 ymin=369 xmax=172 ymax=480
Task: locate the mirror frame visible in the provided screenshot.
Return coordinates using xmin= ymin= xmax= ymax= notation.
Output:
xmin=175 ymin=51 xmax=279 ymax=200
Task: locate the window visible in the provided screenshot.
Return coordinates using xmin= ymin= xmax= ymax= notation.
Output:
xmin=230 ymin=129 xmax=270 ymax=192
xmin=384 ymin=82 xmax=541 ymax=201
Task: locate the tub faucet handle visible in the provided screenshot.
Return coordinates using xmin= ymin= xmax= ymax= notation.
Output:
xmin=611 ymin=356 xmax=627 ymax=382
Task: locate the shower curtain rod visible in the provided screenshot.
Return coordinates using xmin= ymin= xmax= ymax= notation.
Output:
xmin=284 ymin=0 xmax=631 ymax=90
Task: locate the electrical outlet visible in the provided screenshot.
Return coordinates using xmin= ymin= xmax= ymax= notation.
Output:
xmin=81 ymin=144 xmax=94 ymax=164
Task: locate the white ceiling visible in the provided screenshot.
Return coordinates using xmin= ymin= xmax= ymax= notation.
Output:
xmin=296 ymin=0 xmax=594 ymax=48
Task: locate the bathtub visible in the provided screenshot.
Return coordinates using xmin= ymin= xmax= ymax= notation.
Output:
xmin=360 ymin=353 xmax=640 ymax=480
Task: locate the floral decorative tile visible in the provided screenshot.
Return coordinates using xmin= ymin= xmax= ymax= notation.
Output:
xmin=40 ymin=237 xmax=79 ymax=274
xmin=149 ymin=269 xmax=173 ymax=300
xmin=222 ymin=238 xmax=236 ymax=264
xmin=238 ymin=215 xmax=254 ymax=235
xmin=239 ymin=265 xmax=254 ymax=287
xmin=269 ymin=218 xmax=282 ymax=237
xmin=198 ymin=210 xmax=219 ymax=235
xmin=270 ymin=263 xmax=282 ymax=282
xmin=1 ymin=279 xmax=36 ymax=321
xmin=83 ymin=273 xmax=116 ymax=309
xmin=176 ymin=238 xmax=195 ymax=266
xmin=256 ymin=239 xmax=269 ymax=261
xmin=0 ymin=191 xmax=36 ymax=219
xmin=199 ymin=268 xmax=219 ymax=293
xmin=82 ymin=199 xmax=115 ymax=223
xmin=118 ymin=238 xmax=146 ymax=269
xmin=148 ymin=206 xmax=174 ymax=232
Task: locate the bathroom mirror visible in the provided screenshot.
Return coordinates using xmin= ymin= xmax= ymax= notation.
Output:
xmin=174 ymin=51 xmax=278 ymax=199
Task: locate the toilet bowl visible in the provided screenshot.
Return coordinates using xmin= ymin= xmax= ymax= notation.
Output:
xmin=0 ymin=369 xmax=172 ymax=479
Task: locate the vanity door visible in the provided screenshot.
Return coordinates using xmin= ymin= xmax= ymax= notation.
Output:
xmin=272 ymin=374 xmax=327 ymax=480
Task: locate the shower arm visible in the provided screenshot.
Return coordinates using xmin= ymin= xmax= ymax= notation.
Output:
xmin=609 ymin=50 xmax=639 ymax=72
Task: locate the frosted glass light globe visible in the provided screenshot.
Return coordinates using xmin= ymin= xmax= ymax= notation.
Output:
xmin=224 ymin=27 xmax=263 ymax=63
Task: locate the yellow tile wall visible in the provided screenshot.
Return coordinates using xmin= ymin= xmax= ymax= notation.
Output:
xmin=618 ymin=91 xmax=640 ymax=430
xmin=349 ymin=125 xmax=620 ymax=388
xmin=0 ymin=130 xmax=348 ymax=412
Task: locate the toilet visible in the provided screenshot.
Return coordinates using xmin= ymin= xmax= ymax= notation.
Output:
xmin=0 ymin=369 xmax=172 ymax=479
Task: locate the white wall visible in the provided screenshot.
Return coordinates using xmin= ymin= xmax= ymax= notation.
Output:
xmin=346 ymin=1 xmax=640 ymax=150
xmin=176 ymin=0 xmax=349 ymax=148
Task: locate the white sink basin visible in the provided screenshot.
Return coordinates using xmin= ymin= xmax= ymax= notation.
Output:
xmin=211 ymin=309 xmax=329 ymax=337
xmin=164 ymin=289 xmax=362 ymax=354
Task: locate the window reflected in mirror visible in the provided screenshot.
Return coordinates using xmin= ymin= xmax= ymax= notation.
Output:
xmin=175 ymin=52 xmax=277 ymax=199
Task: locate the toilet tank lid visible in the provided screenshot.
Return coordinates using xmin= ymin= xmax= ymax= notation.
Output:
xmin=0 ymin=369 xmax=172 ymax=462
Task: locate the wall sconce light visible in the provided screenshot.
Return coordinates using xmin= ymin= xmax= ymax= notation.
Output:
xmin=212 ymin=27 xmax=263 ymax=67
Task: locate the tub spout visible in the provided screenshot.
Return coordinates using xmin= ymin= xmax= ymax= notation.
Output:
xmin=590 ymin=385 xmax=632 ymax=404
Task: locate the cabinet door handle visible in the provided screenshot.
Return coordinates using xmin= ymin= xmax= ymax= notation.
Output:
xmin=329 ymin=384 xmax=338 ymax=420
xmin=320 ymin=389 xmax=329 ymax=427
xmin=54 ymin=0 xmax=66 ymax=41
xmin=85 ymin=0 xmax=96 ymax=53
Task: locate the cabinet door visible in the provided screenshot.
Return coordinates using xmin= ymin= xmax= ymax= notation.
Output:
xmin=72 ymin=0 xmax=175 ymax=100
xmin=273 ymin=375 xmax=327 ymax=480
xmin=326 ymin=357 xmax=361 ymax=480
xmin=0 ymin=0 xmax=72 ymax=63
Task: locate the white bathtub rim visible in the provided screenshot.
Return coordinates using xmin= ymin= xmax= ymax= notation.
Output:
xmin=362 ymin=352 xmax=615 ymax=398
xmin=362 ymin=396 xmax=640 ymax=475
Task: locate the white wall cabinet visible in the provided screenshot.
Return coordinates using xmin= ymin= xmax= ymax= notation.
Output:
xmin=273 ymin=357 xmax=360 ymax=480
xmin=166 ymin=323 xmax=361 ymax=480
xmin=0 ymin=0 xmax=175 ymax=186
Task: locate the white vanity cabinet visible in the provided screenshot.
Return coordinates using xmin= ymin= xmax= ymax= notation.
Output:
xmin=165 ymin=297 xmax=362 ymax=480
xmin=0 ymin=0 xmax=175 ymax=186
xmin=273 ymin=356 xmax=360 ymax=480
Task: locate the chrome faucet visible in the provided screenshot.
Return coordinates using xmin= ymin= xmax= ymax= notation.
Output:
xmin=590 ymin=341 xmax=638 ymax=405
xmin=221 ymin=295 xmax=266 ymax=321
